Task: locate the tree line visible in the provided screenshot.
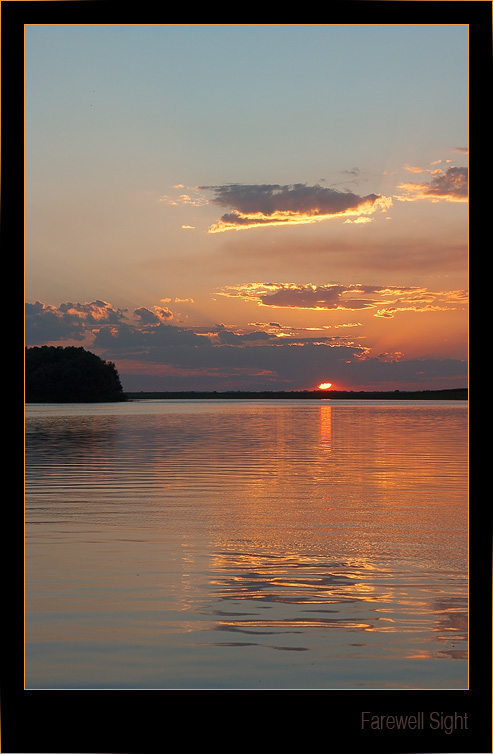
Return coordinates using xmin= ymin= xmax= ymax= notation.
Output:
xmin=25 ymin=346 xmax=124 ymax=402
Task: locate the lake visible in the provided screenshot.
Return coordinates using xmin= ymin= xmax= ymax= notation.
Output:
xmin=24 ymin=399 xmax=468 ymax=689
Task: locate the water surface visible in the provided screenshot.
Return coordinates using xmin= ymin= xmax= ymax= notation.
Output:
xmin=25 ymin=400 xmax=468 ymax=689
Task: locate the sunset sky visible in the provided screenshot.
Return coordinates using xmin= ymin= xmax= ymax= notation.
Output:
xmin=25 ymin=24 xmax=469 ymax=392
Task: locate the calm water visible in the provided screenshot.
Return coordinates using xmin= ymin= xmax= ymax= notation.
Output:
xmin=25 ymin=399 xmax=468 ymax=689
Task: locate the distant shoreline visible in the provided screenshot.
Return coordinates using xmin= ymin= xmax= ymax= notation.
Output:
xmin=124 ymin=388 xmax=467 ymax=401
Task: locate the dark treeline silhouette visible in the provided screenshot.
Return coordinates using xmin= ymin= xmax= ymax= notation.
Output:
xmin=124 ymin=388 xmax=467 ymax=401
xmin=25 ymin=346 xmax=124 ymax=403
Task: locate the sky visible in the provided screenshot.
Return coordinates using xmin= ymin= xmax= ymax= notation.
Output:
xmin=25 ymin=24 xmax=469 ymax=392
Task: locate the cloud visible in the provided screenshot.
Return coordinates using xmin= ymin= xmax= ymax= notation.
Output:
xmin=161 ymin=297 xmax=195 ymax=304
xmin=26 ymin=286 xmax=467 ymax=356
xmin=396 ymin=166 xmax=468 ymax=202
xmin=58 ymin=300 xmax=126 ymax=323
xmin=215 ymin=328 xmax=272 ymax=345
xmin=215 ymin=282 xmax=465 ymax=313
xmin=403 ymin=164 xmax=428 ymax=174
xmin=134 ymin=306 xmax=173 ymax=324
xmin=91 ymin=323 xmax=369 ymax=390
xmin=343 ymin=216 xmax=372 ymax=224
xmin=373 ymin=289 xmax=468 ymax=318
xmin=159 ymin=188 xmax=208 ymax=207
xmin=96 ymin=324 xmax=466 ymax=393
xmin=25 ymin=300 xmax=128 ymax=345
xmin=93 ymin=321 xmax=205 ymax=350
xmin=199 ymin=183 xmax=393 ymax=232
xmin=374 ymin=304 xmax=460 ymax=319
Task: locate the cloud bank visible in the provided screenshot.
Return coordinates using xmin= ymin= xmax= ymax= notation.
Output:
xmin=25 ymin=293 xmax=468 ymax=392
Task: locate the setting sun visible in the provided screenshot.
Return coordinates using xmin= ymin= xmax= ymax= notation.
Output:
xmin=318 ymin=382 xmax=332 ymax=390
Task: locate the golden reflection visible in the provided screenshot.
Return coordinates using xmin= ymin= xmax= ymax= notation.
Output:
xmin=217 ymin=618 xmax=372 ymax=630
xmin=319 ymin=404 xmax=332 ymax=451
xmin=206 ymin=547 xmax=468 ymax=662
xmin=208 ymin=549 xmax=385 ymax=634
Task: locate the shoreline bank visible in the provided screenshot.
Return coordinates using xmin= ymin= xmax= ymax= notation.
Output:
xmin=123 ymin=388 xmax=468 ymax=401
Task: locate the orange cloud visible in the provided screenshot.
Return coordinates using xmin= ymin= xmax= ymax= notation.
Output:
xmin=396 ymin=166 xmax=468 ymax=202
xmin=217 ymin=282 xmax=468 ymax=316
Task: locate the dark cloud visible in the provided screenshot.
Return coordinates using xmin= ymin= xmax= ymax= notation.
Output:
xmin=134 ymin=306 xmax=173 ymax=324
xmin=215 ymin=329 xmax=272 ymax=345
xmin=200 ymin=183 xmax=392 ymax=231
xmin=203 ymin=183 xmax=375 ymax=214
xmin=93 ymin=321 xmax=204 ymax=350
xmin=88 ymin=317 xmax=466 ymax=392
xmin=134 ymin=307 xmax=162 ymax=325
xmin=254 ymin=284 xmax=374 ymax=311
xmin=105 ymin=329 xmax=466 ymax=393
xmin=425 ymin=167 xmax=468 ymax=200
xmin=25 ymin=301 xmax=86 ymax=344
xmin=94 ymin=326 xmax=366 ymax=389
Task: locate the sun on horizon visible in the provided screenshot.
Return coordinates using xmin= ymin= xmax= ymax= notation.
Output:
xmin=317 ymin=382 xmax=333 ymax=390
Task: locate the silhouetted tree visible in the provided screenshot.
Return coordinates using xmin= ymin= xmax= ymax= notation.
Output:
xmin=25 ymin=346 xmax=124 ymax=402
